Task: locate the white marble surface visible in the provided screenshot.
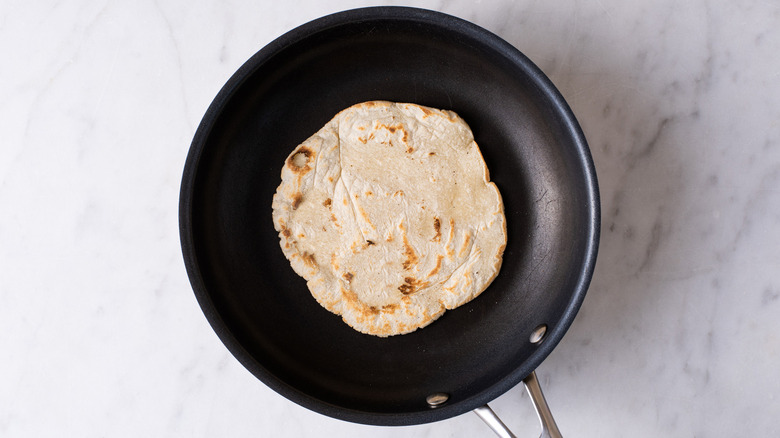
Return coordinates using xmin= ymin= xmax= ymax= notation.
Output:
xmin=2 ymin=0 xmax=779 ymax=436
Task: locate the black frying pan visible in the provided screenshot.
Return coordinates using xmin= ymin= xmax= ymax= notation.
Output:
xmin=179 ymin=6 xmax=599 ymax=434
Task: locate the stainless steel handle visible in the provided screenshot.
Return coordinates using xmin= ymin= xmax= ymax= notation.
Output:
xmin=474 ymin=405 xmax=516 ymax=438
xmin=523 ymin=371 xmax=562 ymax=438
xmin=474 ymin=371 xmax=562 ymax=438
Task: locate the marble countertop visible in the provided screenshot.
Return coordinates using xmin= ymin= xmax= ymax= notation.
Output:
xmin=2 ymin=1 xmax=779 ymax=436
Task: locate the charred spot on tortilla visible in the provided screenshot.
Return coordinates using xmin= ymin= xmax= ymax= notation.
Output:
xmin=291 ymin=193 xmax=303 ymax=210
xmin=432 ymin=217 xmax=442 ymax=242
xmin=272 ymin=101 xmax=507 ymax=337
xmin=287 ymin=146 xmax=313 ymax=170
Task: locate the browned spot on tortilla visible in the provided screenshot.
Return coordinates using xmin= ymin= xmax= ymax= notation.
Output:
xmin=365 ymin=191 xmax=373 ymax=196
xmin=459 ymin=232 xmax=472 ymax=257
xmin=367 ymin=306 xmax=381 ymax=315
xmin=322 ymin=226 xmax=326 ymax=232
xmin=281 ymin=226 xmax=291 ymax=238
xmin=383 ymin=124 xmax=403 ymax=134
xmin=366 ymin=240 xmax=375 ymax=246
xmin=398 ymin=276 xmax=428 ymax=295
xmin=342 ymin=197 xmax=348 ymax=206
xmin=297 ymin=233 xmax=305 ymax=238
xmin=446 ymin=218 xmax=456 ymax=259
xmin=343 ymin=272 xmax=354 ymax=282
xmin=322 ymin=198 xmax=332 ymax=207
xmin=464 ymin=268 xmax=473 ymax=287
xmin=420 ymin=309 xmax=439 ymax=326
xmin=357 ymin=126 xmax=365 ymax=131
xmin=427 ymin=254 xmax=445 ymax=277
xmin=385 ymin=231 xmax=394 ymax=242
xmin=340 ymin=286 xmax=358 ymax=303
xmin=286 ymin=147 xmax=313 ymax=173
xmin=328 ymin=176 xmax=334 ymax=182
xmin=428 ymin=152 xmax=436 ymax=156
xmin=357 ymin=136 xmax=367 ymax=144
xmin=301 ymin=251 xmax=316 ymax=268
xmin=393 ymin=190 xmax=404 ymax=197
xmin=330 ymin=212 xmax=339 ymax=225
xmin=443 ymin=281 xmax=458 ymax=295
xmin=398 ymin=278 xmax=414 ymax=294
xmin=382 ymin=303 xmax=399 ymax=314
xmin=330 ymin=254 xmax=339 ymax=271
xmin=420 ymin=106 xmax=434 ymax=118
xmin=357 ymin=206 xmax=375 ymax=230
xmin=291 ymin=192 xmax=303 ymax=210
xmin=399 ymin=222 xmax=418 ymax=270
xmin=402 ymin=130 xmax=409 ymax=144
xmin=406 ymin=145 xmax=414 ymax=153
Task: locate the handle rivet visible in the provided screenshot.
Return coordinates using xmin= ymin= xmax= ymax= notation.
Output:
xmin=426 ymin=393 xmax=449 ymax=407
xmin=530 ymin=324 xmax=547 ymax=344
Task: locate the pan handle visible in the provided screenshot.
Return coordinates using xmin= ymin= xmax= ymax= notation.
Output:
xmin=473 ymin=371 xmax=562 ymax=438
xmin=474 ymin=405 xmax=516 ymax=438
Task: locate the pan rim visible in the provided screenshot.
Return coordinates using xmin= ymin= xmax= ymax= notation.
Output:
xmin=179 ymin=5 xmax=600 ymax=426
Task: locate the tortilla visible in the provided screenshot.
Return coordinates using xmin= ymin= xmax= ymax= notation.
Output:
xmin=272 ymin=101 xmax=507 ymax=336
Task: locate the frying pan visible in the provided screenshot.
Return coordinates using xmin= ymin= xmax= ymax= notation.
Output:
xmin=179 ymin=6 xmax=599 ymax=436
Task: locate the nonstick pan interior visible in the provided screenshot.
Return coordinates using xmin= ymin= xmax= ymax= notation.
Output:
xmin=180 ymin=7 xmax=599 ymax=426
